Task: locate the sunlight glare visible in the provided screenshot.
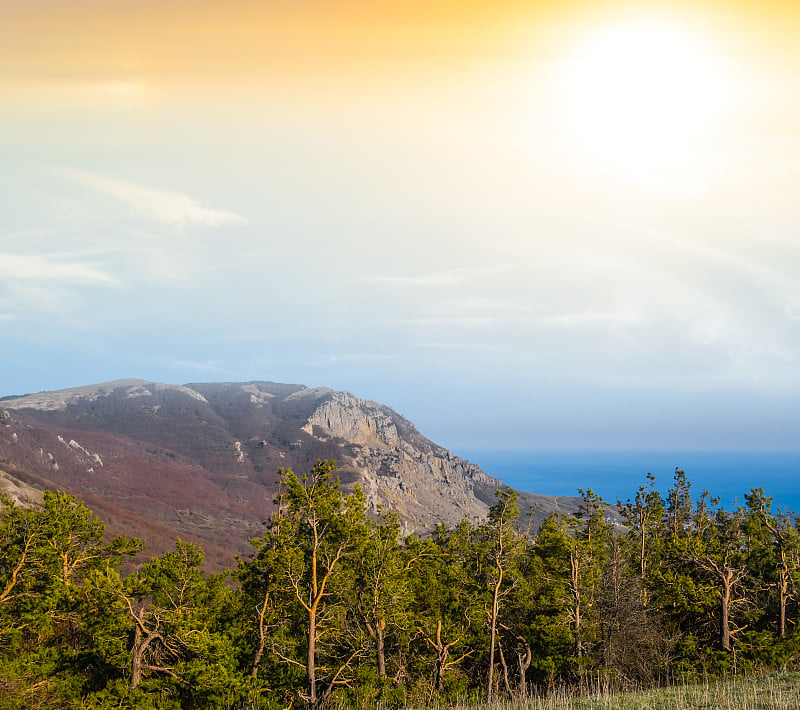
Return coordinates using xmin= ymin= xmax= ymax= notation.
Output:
xmin=559 ymin=18 xmax=734 ymax=191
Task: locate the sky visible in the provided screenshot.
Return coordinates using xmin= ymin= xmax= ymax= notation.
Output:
xmin=1 ymin=0 xmax=799 ymax=453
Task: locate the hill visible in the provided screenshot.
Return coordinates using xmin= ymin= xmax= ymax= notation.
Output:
xmin=0 ymin=379 xmax=585 ymax=566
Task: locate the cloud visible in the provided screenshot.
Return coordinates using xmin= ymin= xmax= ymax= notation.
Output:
xmin=0 ymin=253 xmax=116 ymax=284
xmin=0 ymin=252 xmax=117 ymax=322
xmin=59 ymin=170 xmax=248 ymax=228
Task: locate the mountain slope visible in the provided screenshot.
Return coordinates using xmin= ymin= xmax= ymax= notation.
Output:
xmin=0 ymin=379 xmax=585 ymax=566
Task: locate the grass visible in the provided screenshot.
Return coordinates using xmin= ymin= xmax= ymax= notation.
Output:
xmin=398 ymin=673 xmax=800 ymax=710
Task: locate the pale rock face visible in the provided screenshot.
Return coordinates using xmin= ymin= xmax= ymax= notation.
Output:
xmin=3 ymin=379 xmax=208 ymax=411
xmin=64 ymin=438 xmax=104 ymax=467
xmin=0 ymin=469 xmax=44 ymax=508
xmin=302 ymin=392 xmax=399 ymax=447
xmin=285 ymin=386 xmax=334 ymax=403
xmin=125 ymin=385 xmax=153 ymax=398
xmin=154 ymin=383 xmax=208 ymax=403
xmin=240 ymin=384 xmax=275 ymax=406
xmin=3 ymin=379 xmax=151 ymax=411
xmin=302 ymin=390 xmax=501 ymax=531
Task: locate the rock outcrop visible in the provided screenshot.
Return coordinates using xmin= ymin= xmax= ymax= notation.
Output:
xmin=0 ymin=380 xmax=585 ymax=567
xmin=299 ymin=390 xmax=502 ymax=532
xmin=0 ymin=469 xmax=44 ymax=508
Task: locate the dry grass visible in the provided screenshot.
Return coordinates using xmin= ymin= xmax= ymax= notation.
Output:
xmin=398 ymin=674 xmax=800 ymax=710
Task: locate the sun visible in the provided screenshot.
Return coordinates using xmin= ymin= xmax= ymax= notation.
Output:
xmin=559 ymin=17 xmax=733 ymax=189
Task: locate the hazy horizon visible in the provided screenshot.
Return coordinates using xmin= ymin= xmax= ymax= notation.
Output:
xmin=459 ymin=448 xmax=800 ymax=517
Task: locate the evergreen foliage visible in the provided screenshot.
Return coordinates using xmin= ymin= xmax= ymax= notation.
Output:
xmin=1 ymin=464 xmax=800 ymax=708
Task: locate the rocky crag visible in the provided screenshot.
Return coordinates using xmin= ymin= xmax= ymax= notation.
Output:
xmin=0 ymin=380 xmax=584 ymax=567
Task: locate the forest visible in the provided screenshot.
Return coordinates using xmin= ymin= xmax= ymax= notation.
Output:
xmin=1 ymin=460 xmax=799 ymax=709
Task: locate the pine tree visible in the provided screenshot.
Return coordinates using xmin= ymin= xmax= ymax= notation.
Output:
xmin=0 ymin=492 xmax=141 ymax=707
xmin=241 ymin=460 xmax=368 ymax=709
xmin=479 ymin=488 xmax=523 ymax=701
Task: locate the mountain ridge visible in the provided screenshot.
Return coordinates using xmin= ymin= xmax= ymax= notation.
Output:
xmin=0 ymin=379 xmax=586 ymax=567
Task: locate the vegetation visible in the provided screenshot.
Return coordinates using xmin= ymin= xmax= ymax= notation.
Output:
xmin=391 ymin=674 xmax=800 ymax=710
xmin=2 ymin=461 xmax=800 ymax=709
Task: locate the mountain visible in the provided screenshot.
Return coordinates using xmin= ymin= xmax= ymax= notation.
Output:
xmin=0 ymin=467 xmax=44 ymax=508
xmin=0 ymin=379 xmax=585 ymax=567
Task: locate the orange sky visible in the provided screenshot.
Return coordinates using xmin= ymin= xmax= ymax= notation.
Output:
xmin=3 ymin=0 xmax=798 ymax=89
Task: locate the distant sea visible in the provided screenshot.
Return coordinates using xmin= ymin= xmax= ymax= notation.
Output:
xmin=458 ymin=450 xmax=800 ymax=514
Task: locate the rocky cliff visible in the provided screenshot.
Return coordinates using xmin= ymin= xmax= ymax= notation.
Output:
xmin=0 ymin=380 xmax=584 ymax=566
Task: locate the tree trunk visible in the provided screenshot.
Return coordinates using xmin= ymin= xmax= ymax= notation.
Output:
xmin=571 ymin=551 xmax=583 ymax=656
xmin=517 ymin=644 xmax=531 ymax=700
xmin=640 ymin=522 xmax=648 ymax=607
xmin=251 ymin=644 xmax=265 ymax=679
xmin=499 ymin=623 xmax=531 ymax=700
xmin=129 ymin=609 xmax=163 ymax=691
xmin=435 ymin=620 xmax=446 ymax=694
xmin=487 ymin=569 xmax=502 ymax=701
xmin=695 ymin=557 xmax=743 ymax=653
xmin=130 ymin=625 xmax=163 ymax=690
xmin=131 ymin=625 xmax=143 ymax=690
xmin=497 ymin=639 xmax=512 ymax=697
xmin=720 ymin=572 xmax=732 ymax=651
xmin=376 ymin=618 xmax=386 ymax=678
xmin=251 ymin=591 xmax=269 ymax=678
xmin=779 ymin=569 xmax=788 ymax=637
xmin=308 ymin=607 xmax=317 ymax=708
xmin=423 ymin=618 xmax=471 ymax=695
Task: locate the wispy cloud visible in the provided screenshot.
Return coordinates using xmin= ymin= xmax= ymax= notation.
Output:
xmin=0 ymin=253 xmax=116 ymax=284
xmin=59 ymin=169 xmax=248 ymax=228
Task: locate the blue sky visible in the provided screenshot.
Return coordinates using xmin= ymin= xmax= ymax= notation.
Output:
xmin=2 ymin=1 xmax=799 ymax=453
